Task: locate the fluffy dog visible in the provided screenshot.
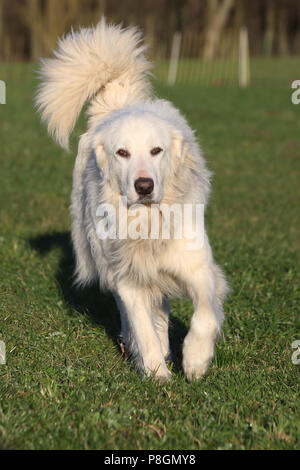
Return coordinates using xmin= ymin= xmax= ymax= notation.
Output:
xmin=36 ymin=18 xmax=229 ymax=381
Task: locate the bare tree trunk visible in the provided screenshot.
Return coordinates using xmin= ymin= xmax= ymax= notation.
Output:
xmin=233 ymin=0 xmax=244 ymax=29
xmin=293 ymin=1 xmax=300 ymax=53
xmin=145 ymin=13 xmax=156 ymax=56
xmin=95 ymin=0 xmax=106 ymax=21
xmin=42 ymin=0 xmax=80 ymax=54
xmin=203 ymin=0 xmax=235 ymax=61
xmin=27 ymin=0 xmax=42 ymax=60
xmin=277 ymin=6 xmax=289 ymax=55
xmin=263 ymin=0 xmax=275 ymax=56
xmin=20 ymin=0 xmax=81 ymax=59
xmin=0 ymin=0 xmax=4 ymax=60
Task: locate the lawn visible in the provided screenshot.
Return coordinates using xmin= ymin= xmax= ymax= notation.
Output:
xmin=0 ymin=59 xmax=299 ymax=450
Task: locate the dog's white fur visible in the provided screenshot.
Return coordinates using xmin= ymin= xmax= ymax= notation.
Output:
xmin=36 ymin=18 xmax=229 ymax=381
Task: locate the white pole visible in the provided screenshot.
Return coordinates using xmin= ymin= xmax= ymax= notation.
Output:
xmin=0 ymin=80 xmax=6 ymax=105
xmin=168 ymin=32 xmax=182 ymax=86
xmin=239 ymin=27 xmax=250 ymax=88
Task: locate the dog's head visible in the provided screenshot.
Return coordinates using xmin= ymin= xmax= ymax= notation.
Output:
xmin=92 ymin=111 xmax=187 ymax=205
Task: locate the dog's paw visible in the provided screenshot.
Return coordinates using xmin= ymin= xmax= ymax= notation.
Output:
xmin=182 ymin=356 xmax=212 ymax=381
xmin=144 ymin=360 xmax=172 ymax=383
xmin=182 ymin=332 xmax=214 ymax=381
xmin=155 ymin=368 xmax=172 ymax=383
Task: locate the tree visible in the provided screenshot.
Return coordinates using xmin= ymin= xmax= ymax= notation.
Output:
xmin=203 ymin=0 xmax=235 ymax=60
xmin=277 ymin=2 xmax=289 ymax=55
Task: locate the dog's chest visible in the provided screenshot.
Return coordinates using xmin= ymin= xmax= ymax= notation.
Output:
xmin=110 ymin=238 xmax=185 ymax=297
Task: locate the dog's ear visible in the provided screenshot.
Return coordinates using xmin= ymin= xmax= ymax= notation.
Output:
xmin=172 ymin=130 xmax=188 ymax=171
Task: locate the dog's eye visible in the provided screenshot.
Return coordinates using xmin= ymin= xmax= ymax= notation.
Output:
xmin=151 ymin=147 xmax=163 ymax=156
xmin=116 ymin=149 xmax=130 ymax=158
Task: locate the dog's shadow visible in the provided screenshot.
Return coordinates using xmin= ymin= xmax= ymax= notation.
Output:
xmin=29 ymin=232 xmax=188 ymax=373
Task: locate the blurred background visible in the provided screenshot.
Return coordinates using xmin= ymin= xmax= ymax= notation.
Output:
xmin=0 ymin=0 xmax=300 ymax=86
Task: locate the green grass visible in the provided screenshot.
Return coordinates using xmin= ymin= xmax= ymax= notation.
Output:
xmin=0 ymin=58 xmax=299 ymax=450
xmin=155 ymin=55 xmax=300 ymax=86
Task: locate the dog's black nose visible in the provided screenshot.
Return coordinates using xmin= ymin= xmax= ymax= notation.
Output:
xmin=134 ymin=178 xmax=154 ymax=196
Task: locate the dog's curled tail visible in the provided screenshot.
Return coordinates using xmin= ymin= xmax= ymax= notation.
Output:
xmin=35 ymin=18 xmax=152 ymax=150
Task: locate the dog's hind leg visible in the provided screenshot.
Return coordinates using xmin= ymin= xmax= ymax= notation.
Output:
xmin=115 ymin=283 xmax=171 ymax=381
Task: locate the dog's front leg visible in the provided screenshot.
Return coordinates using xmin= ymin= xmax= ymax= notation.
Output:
xmin=182 ymin=266 xmax=223 ymax=381
xmin=152 ymin=297 xmax=171 ymax=362
xmin=115 ymin=283 xmax=171 ymax=381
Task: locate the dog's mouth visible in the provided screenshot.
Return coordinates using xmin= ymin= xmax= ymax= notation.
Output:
xmin=126 ymin=195 xmax=157 ymax=207
xmin=138 ymin=195 xmax=154 ymax=205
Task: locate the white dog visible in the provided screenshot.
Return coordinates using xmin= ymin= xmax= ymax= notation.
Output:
xmin=36 ymin=18 xmax=229 ymax=381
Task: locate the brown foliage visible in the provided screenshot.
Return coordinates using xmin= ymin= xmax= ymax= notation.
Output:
xmin=0 ymin=0 xmax=300 ymax=61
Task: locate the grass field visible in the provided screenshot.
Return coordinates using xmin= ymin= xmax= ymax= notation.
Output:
xmin=0 ymin=58 xmax=299 ymax=450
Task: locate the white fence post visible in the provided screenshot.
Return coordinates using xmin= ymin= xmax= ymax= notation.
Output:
xmin=168 ymin=32 xmax=182 ymax=85
xmin=239 ymin=27 xmax=250 ymax=88
xmin=0 ymin=340 xmax=6 ymax=365
xmin=0 ymin=80 xmax=6 ymax=104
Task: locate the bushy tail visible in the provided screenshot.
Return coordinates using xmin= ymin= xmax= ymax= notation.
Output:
xmin=35 ymin=18 xmax=152 ymax=150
